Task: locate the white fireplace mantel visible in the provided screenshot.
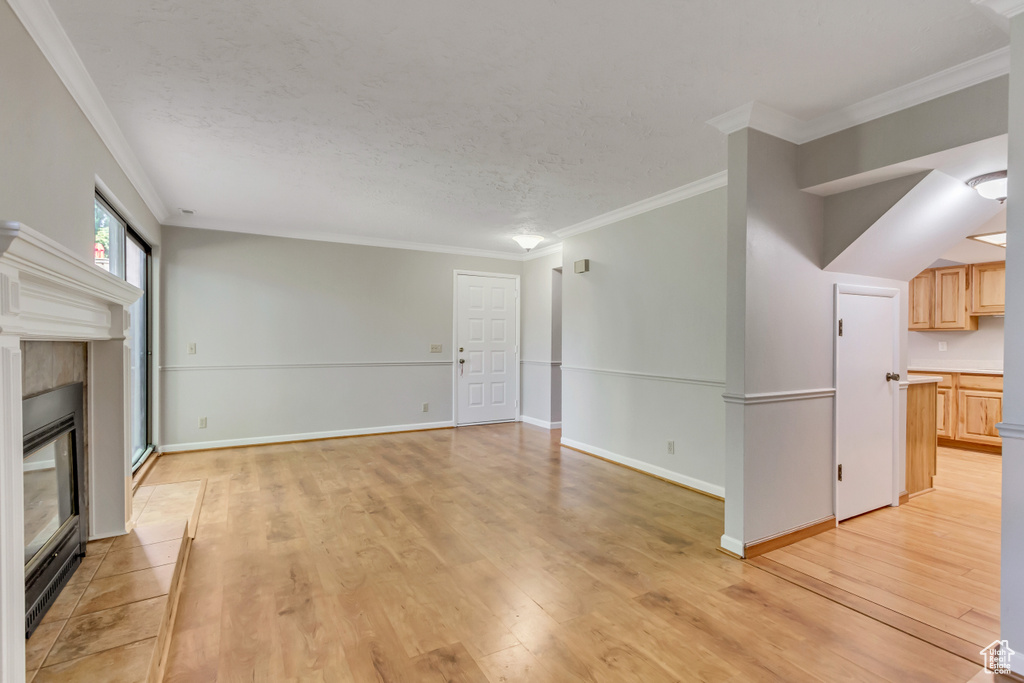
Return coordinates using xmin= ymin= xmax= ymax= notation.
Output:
xmin=0 ymin=221 xmax=141 ymax=683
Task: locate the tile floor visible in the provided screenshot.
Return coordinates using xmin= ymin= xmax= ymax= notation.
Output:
xmin=25 ymin=479 xmax=202 ymax=682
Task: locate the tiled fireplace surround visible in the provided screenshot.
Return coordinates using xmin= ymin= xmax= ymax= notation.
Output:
xmin=0 ymin=222 xmax=141 ymax=683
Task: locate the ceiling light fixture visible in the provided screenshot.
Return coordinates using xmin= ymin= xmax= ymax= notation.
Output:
xmin=966 ymin=171 xmax=1008 ymax=203
xmin=968 ymin=231 xmax=1007 ymax=248
xmin=512 ymin=234 xmax=544 ymax=251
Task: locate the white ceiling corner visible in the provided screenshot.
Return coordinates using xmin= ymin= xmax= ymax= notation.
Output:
xmin=707 ymin=103 xmax=805 ymax=144
xmin=7 ymin=0 xmax=169 ymax=224
xmin=972 ymin=0 xmax=1024 ymax=18
xmin=553 ymin=172 xmax=728 ymax=239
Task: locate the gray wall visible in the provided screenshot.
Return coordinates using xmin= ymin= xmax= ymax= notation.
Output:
xmin=725 ymin=129 xmax=909 ymax=549
xmin=520 ymin=251 xmax=562 ymax=426
xmin=560 ymin=188 xmax=728 ymax=496
xmin=0 ymin=3 xmax=160 ymax=255
xmin=798 ymin=77 xmax=1008 ymax=191
xmin=159 ymin=226 xmax=522 ymax=449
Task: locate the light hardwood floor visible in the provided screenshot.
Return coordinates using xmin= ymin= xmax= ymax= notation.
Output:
xmin=151 ymin=425 xmax=985 ymax=682
xmin=755 ymin=447 xmax=1000 ymax=664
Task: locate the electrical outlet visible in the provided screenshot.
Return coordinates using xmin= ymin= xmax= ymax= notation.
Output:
xmin=422 ymin=402 xmax=429 ymax=412
xmin=198 ymin=417 xmax=207 ymax=429
xmin=667 ymin=440 xmax=675 ymax=455
xmin=938 ymin=341 xmax=948 ymax=352
xmin=187 ymin=342 xmax=197 ymax=355
xmin=429 ymin=344 xmax=442 ymax=353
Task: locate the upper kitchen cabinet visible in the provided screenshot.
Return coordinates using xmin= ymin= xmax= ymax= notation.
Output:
xmin=909 ymin=270 xmax=934 ymax=330
xmin=908 ymin=264 xmax=991 ymax=331
xmin=969 ymin=261 xmax=1006 ymax=316
xmin=933 ymin=266 xmax=977 ymax=330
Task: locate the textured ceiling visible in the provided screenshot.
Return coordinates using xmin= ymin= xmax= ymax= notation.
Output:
xmin=49 ymin=0 xmax=1007 ymax=253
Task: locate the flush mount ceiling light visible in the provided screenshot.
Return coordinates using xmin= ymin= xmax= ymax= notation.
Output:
xmin=968 ymin=231 xmax=1007 ymax=248
xmin=512 ymin=234 xmax=544 ymax=251
xmin=966 ymin=171 xmax=1008 ymax=203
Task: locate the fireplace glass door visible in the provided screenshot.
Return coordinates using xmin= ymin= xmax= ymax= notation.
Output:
xmin=23 ymin=383 xmax=87 ymax=638
xmin=23 ymin=430 xmax=77 ymax=570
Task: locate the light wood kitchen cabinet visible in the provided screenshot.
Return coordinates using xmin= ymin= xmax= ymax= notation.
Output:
xmin=906 ymin=381 xmax=937 ymax=496
xmin=909 ymin=371 xmax=1002 ymax=452
xmin=908 ymin=263 xmax=1000 ymax=331
xmin=932 ymin=266 xmax=977 ymax=330
xmin=936 ymin=386 xmax=955 ymax=439
xmin=957 ymin=389 xmax=1003 ymax=446
xmin=908 ymin=270 xmax=934 ymax=330
xmin=970 ymin=261 xmax=1006 ymax=316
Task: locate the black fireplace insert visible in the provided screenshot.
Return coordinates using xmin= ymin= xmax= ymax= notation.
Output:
xmin=23 ymin=382 xmax=87 ymax=638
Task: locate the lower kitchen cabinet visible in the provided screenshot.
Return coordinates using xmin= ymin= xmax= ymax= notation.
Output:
xmin=909 ymin=371 xmax=1002 ymax=452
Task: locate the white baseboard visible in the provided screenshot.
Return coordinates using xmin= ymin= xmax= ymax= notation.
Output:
xmin=23 ymin=460 xmax=55 ymax=472
xmin=559 ymin=437 xmax=725 ymax=499
xmin=520 ymin=415 xmax=562 ymax=430
xmin=720 ymin=534 xmax=744 ymax=557
xmin=159 ymin=421 xmax=455 ymax=453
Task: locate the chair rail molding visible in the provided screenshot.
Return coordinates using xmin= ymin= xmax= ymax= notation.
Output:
xmin=722 ymin=388 xmax=837 ymax=405
xmin=161 ymin=360 xmax=451 ymax=372
xmin=998 ymin=422 xmax=1024 ymax=441
xmin=560 ymin=364 xmax=724 ymax=388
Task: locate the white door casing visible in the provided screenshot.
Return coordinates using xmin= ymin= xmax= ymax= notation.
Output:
xmin=834 ymin=284 xmax=901 ymax=522
xmin=454 ymin=272 xmax=519 ymax=425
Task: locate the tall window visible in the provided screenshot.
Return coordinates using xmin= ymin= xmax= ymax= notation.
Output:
xmin=94 ymin=194 xmax=153 ymax=471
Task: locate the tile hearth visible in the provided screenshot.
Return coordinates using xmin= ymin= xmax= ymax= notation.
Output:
xmin=24 ymin=480 xmax=203 ymax=683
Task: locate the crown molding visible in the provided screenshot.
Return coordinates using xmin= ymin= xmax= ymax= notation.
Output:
xmin=552 ymin=171 xmax=728 ymax=239
xmin=973 ymin=0 xmax=1024 ymax=18
xmin=707 ymin=102 xmax=805 ymax=143
xmin=707 ymin=47 xmax=1010 ymax=145
xmin=802 ymin=47 xmax=1010 ymax=141
xmin=523 ymin=242 xmax=563 ymax=261
xmin=7 ymin=0 xmax=169 ymax=223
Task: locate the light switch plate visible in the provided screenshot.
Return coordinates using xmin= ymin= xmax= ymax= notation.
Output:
xmin=939 ymin=341 xmax=948 ymax=352
xmin=198 ymin=417 xmax=207 ymax=429
xmin=430 ymin=344 xmax=442 ymax=353
xmin=187 ymin=342 xmax=197 ymax=355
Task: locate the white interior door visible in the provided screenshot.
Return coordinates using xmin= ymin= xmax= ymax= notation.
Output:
xmin=456 ymin=274 xmax=518 ymax=425
xmin=835 ymin=285 xmax=899 ymax=522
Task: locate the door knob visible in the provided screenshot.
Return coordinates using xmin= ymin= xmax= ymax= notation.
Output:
xmin=886 ymin=372 xmax=900 ymax=382
xmin=459 ymin=359 xmax=465 ymax=364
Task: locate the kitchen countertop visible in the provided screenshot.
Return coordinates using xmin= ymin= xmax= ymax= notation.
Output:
xmin=905 ymin=375 xmax=942 ymax=385
xmin=908 ymin=367 xmax=1003 ymax=376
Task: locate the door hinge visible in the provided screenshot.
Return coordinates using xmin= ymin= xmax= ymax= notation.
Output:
xmin=838 ymin=464 xmax=843 ymax=482
xmin=838 ymin=319 xmax=843 ymax=337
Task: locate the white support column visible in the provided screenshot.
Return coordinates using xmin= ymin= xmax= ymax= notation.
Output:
xmin=1002 ymin=7 xmax=1024 ymax=673
xmin=87 ymin=306 xmax=132 ymax=539
xmin=0 ymin=335 xmax=25 ymax=683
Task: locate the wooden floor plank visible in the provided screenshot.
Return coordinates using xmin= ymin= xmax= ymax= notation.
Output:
xmin=155 ymin=424 xmax=992 ymax=682
xmin=762 ymin=447 xmax=1001 ymax=653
